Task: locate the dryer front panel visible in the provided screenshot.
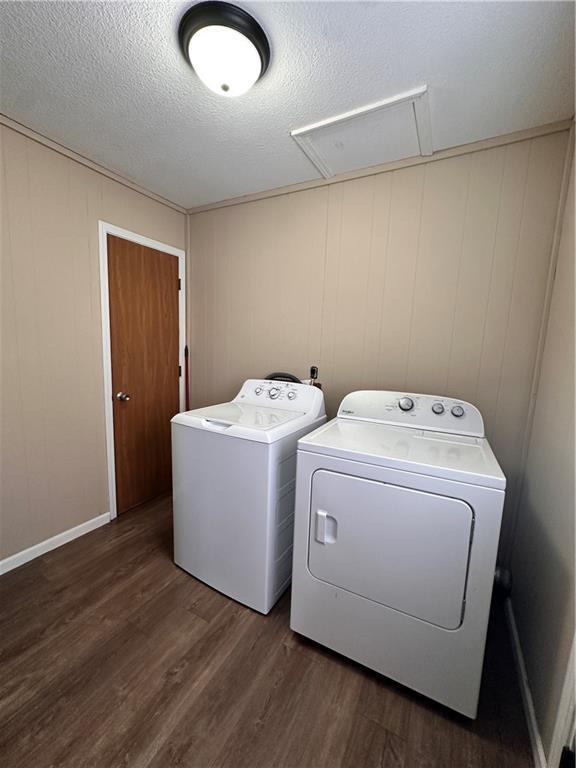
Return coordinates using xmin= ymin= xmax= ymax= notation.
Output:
xmin=308 ymin=470 xmax=473 ymax=629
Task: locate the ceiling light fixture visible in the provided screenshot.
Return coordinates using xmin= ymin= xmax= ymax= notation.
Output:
xmin=178 ymin=1 xmax=270 ymax=97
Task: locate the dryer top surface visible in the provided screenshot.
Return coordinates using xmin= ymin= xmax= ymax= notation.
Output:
xmin=299 ymin=418 xmax=505 ymax=490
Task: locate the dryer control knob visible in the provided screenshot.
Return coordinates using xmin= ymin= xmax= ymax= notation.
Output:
xmin=398 ymin=396 xmax=414 ymax=412
xmin=287 ymin=391 xmax=296 ymax=400
xmin=432 ymin=402 xmax=445 ymax=415
xmin=269 ymin=387 xmax=280 ymax=399
xmin=451 ymin=405 xmax=465 ymax=418
xmin=254 ymin=387 xmax=263 ymax=395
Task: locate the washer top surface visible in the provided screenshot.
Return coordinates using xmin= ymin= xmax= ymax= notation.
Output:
xmin=171 ymin=379 xmax=326 ymax=443
xmin=299 ymin=391 xmax=505 ymax=490
xmin=175 ymin=402 xmax=305 ymax=430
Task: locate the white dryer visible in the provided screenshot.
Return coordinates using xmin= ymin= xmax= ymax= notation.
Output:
xmin=172 ymin=379 xmax=325 ymax=614
xmin=290 ymin=390 xmax=505 ymax=718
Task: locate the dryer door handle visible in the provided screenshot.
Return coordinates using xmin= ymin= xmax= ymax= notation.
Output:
xmin=315 ymin=510 xmax=338 ymax=544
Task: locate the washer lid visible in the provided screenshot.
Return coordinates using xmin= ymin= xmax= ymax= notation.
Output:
xmin=299 ymin=418 xmax=506 ymax=490
xmin=171 ymin=402 xmax=307 ymax=443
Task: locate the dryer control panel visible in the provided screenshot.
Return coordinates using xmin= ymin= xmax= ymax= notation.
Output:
xmin=234 ymin=379 xmax=326 ymax=417
xmin=337 ymin=391 xmax=484 ymax=438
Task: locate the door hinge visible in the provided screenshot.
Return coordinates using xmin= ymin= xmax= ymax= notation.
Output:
xmin=179 ymin=365 xmax=182 ymax=377
xmin=178 ymin=278 xmax=181 ymax=290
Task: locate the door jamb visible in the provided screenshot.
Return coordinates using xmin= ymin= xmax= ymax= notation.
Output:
xmin=98 ymin=221 xmax=186 ymax=521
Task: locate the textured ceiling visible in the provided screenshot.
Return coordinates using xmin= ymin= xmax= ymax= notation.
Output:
xmin=0 ymin=1 xmax=573 ymax=208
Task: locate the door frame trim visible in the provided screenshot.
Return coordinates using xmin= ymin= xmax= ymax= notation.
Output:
xmin=98 ymin=221 xmax=186 ymax=520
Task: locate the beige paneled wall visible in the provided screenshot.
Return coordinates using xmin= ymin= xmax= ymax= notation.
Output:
xmin=511 ymin=150 xmax=574 ymax=762
xmin=188 ymin=130 xmax=570 ymax=558
xmin=1 ymin=124 xmax=186 ymax=560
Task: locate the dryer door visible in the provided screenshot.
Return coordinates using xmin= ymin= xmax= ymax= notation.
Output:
xmin=308 ymin=470 xmax=473 ymax=629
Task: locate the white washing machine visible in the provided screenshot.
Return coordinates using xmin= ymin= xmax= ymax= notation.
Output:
xmin=290 ymin=390 xmax=505 ymax=718
xmin=172 ymin=379 xmax=326 ymax=614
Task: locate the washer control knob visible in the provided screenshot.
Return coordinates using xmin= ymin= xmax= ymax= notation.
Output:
xmin=398 ymin=396 xmax=414 ymax=412
xmin=269 ymin=387 xmax=280 ymax=399
xmin=432 ymin=402 xmax=444 ymax=415
xmin=451 ymin=405 xmax=465 ymax=418
xmin=254 ymin=386 xmax=263 ymax=395
xmin=287 ymin=391 xmax=296 ymax=400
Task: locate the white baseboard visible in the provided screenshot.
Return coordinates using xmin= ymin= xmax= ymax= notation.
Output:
xmin=0 ymin=513 xmax=110 ymax=575
xmin=505 ymin=597 xmax=548 ymax=768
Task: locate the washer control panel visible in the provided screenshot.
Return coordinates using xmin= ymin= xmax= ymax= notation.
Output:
xmin=338 ymin=390 xmax=484 ymax=437
xmin=234 ymin=379 xmax=325 ymax=415
xmin=253 ymin=382 xmax=300 ymax=402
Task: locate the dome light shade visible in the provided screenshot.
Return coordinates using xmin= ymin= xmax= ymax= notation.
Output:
xmin=179 ymin=2 xmax=270 ymax=97
xmin=188 ymin=25 xmax=261 ymax=97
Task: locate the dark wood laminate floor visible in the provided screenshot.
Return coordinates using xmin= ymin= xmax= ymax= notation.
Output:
xmin=0 ymin=496 xmax=532 ymax=768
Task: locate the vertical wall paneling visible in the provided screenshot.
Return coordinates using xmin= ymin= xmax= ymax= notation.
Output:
xmin=473 ymin=140 xmax=531 ymax=426
xmin=1 ymin=125 xmax=186 ymax=560
xmin=491 ymin=133 xmax=569 ymax=551
xmin=510 ymin=146 xmax=574 ymax=763
xmin=405 ymin=154 xmax=472 ymax=394
xmin=188 ymin=131 xmax=570 ymax=559
xmin=445 ymin=147 xmax=505 ymax=399
xmin=376 ymin=164 xmax=425 ymax=391
xmin=1 ymin=130 xmax=33 ymax=546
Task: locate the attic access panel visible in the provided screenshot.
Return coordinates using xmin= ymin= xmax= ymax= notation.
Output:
xmin=291 ymin=86 xmax=433 ymax=179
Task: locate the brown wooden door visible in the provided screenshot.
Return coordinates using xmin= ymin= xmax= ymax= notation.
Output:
xmin=107 ymin=235 xmax=180 ymax=514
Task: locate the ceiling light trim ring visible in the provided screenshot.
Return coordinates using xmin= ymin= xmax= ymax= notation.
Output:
xmin=178 ymin=1 xmax=270 ymax=80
